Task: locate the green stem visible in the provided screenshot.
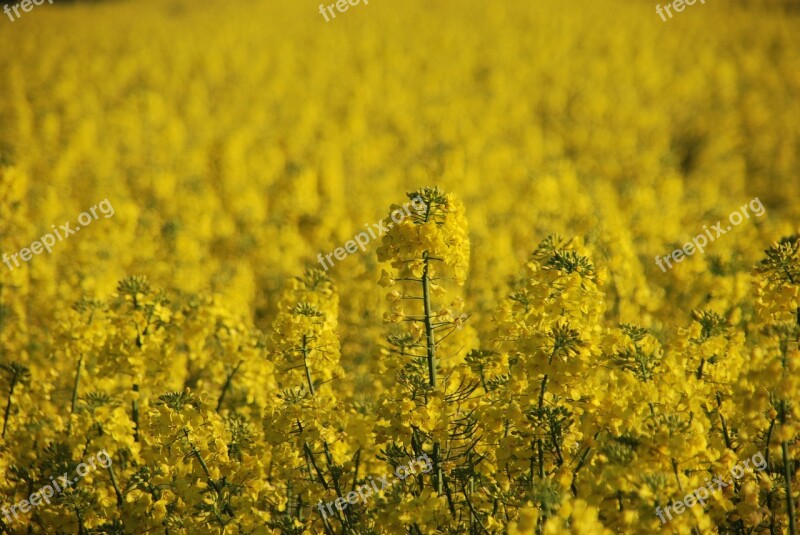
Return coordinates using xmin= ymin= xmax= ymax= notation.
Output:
xmin=76 ymin=509 xmax=86 ymax=534
xmin=421 ymin=250 xmax=444 ymax=497
xmin=297 ymin=346 xmax=352 ymax=532
xmin=781 ymin=411 xmax=797 ymax=535
xmin=2 ymin=379 xmax=16 ymax=439
xmin=537 ymin=375 xmax=548 ymax=479
xmin=672 ymin=459 xmax=683 ymax=492
xmin=422 ymin=252 xmax=437 ymax=389
xmin=781 ymin=315 xmax=798 ymax=535
xmin=301 ymin=335 xmax=315 ymax=396
xmin=68 ymin=355 xmax=84 ymax=434
xmin=716 ymin=393 xmax=732 ymax=450
xmin=216 ymin=360 xmax=243 ymax=413
xmin=183 ymin=428 xmax=234 ymax=522
xmin=537 ymin=375 xmax=548 ymax=534
xmin=322 ymin=441 xmax=353 ymax=530
xmin=108 ymin=464 xmax=123 ymax=507
xmin=132 ymin=383 xmax=140 ymax=442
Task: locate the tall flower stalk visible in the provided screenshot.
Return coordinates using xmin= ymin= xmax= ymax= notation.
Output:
xmin=376 ymin=187 xmax=480 ymax=530
xmin=753 ymin=237 xmax=800 ymax=535
xmin=266 ymin=268 xmax=354 ymax=533
xmin=1 ymin=362 xmax=30 ymax=439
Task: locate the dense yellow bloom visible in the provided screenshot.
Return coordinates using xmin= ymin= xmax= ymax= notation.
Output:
xmin=0 ymin=0 xmax=798 ymax=532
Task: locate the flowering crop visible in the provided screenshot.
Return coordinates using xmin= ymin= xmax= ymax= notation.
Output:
xmin=0 ymin=0 xmax=799 ymax=533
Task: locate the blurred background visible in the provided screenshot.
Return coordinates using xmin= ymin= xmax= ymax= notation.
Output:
xmin=1 ymin=0 xmax=798 ymax=356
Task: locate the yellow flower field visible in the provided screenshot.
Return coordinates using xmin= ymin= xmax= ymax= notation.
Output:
xmin=0 ymin=0 xmax=798 ymax=533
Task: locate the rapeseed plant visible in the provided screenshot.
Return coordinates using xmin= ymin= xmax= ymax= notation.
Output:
xmin=0 ymin=0 xmax=798 ymax=532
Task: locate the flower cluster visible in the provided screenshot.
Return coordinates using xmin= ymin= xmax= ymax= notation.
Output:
xmin=0 ymin=0 xmax=799 ymax=531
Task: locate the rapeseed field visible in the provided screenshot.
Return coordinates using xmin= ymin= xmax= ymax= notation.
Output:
xmin=0 ymin=0 xmax=799 ymax=533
